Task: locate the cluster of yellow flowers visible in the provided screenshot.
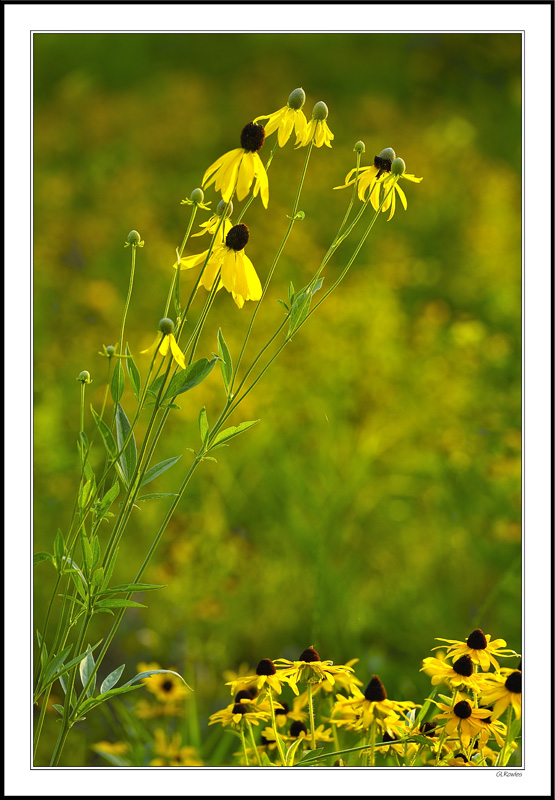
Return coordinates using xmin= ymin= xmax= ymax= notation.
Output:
xmin=209 ymin=632 xmax=521 ymax=767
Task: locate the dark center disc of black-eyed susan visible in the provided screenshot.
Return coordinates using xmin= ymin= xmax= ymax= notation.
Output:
xmin=454 ymin=752 xmax=469 ymax=762
xmin=290 ymin=720 xmax=308 ymax=738
xmin=256 ymin=658 xmax=276 ymax=676
xmin=420 ymin=721 xmax=437 ymax=736
xmin=232 ymin=703 xmax=247 ymax=715
xmin=453 ymin=700 xmax=472 ymax=719
xmin=225 ymin=223 xmax=249 ymax=251
xmin=275 ymin=701 xmax=289 ymax=716
xmin=235 ymin=689 xmax=256 ymax=702
xmin=298 ymin=646 xmax=320 ymax=662
xmin=382 ymin=731 xmax=397 ymax=743
xmin=453 ymin=654 xmax=474 ymax=677
xmin=260 ymin=734 xmax=271 ymax=746
xmin=466 ymin=628 xmax=488 ymax=649
xmin=373 ymin=155 xmax=393 ymax=179
xmin=364 ymin=676 xmax=387 ymax=702
xmin=505 ymin=671 xmax=522 ymax=693
xmin=240 ymin=122 xmax=266 ymax=152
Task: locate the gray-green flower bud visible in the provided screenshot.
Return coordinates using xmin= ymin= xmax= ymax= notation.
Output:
xmin=391 ymin=157 xmax=406 ymax=176
xmin=216 ymin=199 xmax=233 ymax=218
xmin=190 ymin=187 xmax=204 ymax=204
xmin=354 ymin=140 xmax=366 ymax=154
xmin=288 ymin=87 xmax=306 ymax=110
xmin=106 ymin=345 xmax=115 ymax=357
xmin=312 ymin=101 xmax=329 ymax=121
xmin=158 ymin=317 xmax=175 ymax=335
xmin=77 ymin=370 xmax=92 ymax=383
xmin=127 ymin=230 xmax=141 ymax=245
xmin=378 ymin=147 xmax=396 ymax=163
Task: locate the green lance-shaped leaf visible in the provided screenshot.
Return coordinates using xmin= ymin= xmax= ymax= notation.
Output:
xmin=79 ymin=647 xmax=97 ymax=698
xmin=90 ymin=406 xmax=117 ymax=460
xmin=98 ymin=480 xmax=120 ymax=515
xmin=125 ymin=345 xmax=141 ymax=401
xmin=120 ymin=668 xmax=192 ymax=692
xmin=100 ymin=663 xmax=125 ymax=694
xmin=140 ymin=455 xmax=181 ymax=487
xmin=110 ymin=361 xmax=125 ymax=405
xmin=209 ymin=419 xmax=260 ymax=450
xmin=75 ymin=684 xmax=142 ymax=717
xmin=287 ymin=279 xmax=323 ymax=338
xmin=115 ymin=403 xmax=137 ymax=485
xmin=217 ymin=328 xmax=232 ymax=395
xmin=136 ymin=492 xmax=179 ymax=501
xmin=80 ymin=530 xmax=93 ymax=578
xmin=162 ymin=357 xmax=217 ymax=401
xmin=199 ymin=407 xmax=209 ymax=444
xmin=96 ymin=582 xmax=164 ymax=596
xmin=34 ymin=552 xmax=54 ymax=567
xmin=53 ymin=529 xmax=65 ymax=570
xmin=95 ymin=598 xmax=147 ymax=610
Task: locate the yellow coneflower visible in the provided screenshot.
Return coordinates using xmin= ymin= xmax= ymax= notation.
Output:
xmin=208 ymin=698 xmax=270 ymax=730
xmin=225 ymin=658 xmax=293 ymax=696
xmin=176 ymin=223 xmax=262 ymax=309
xmin=140 ymin=318 xmax=186 ymax=370
xmin=420 ymin=654 xmax=487 ymax=693
xmin=202 ymin=122 xmax=269 ymax=207
xmin=254 ymin=87 xmax=308 ymax=147
xmin=274 ymin=646 xmax=354 ymax=696
xmin=479 ymin=670 xmax=522 ymax=720
xmin=433 ymin=696 xmax=491 ymax=748
xmin=433 ymin=628 xmax=518 ymax=672
xmin=296 ymin=101 xmax=334 ymax=148
xmin=334 ymin=147 xmax=396 ymax=201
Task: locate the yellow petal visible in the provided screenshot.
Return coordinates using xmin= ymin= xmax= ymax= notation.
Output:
xmin=169 ymin=335 xmax=187 ymax=370
xmin=236 ymin=153 xmax=255 ymax=200
xmin=220 ymin=248 xmax=236 ymax=293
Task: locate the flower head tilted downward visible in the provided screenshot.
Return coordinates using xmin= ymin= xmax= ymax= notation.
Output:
xmin=296 ymin=101 xmax=334 ymax=148
xmin=177 ymin=223 xmax=262 ymax=309
xmin=140 ymin=317 xmax=186 ymax=369
xmin=202 ymin=123 xmax=269 ymax=207
xmin=254 ymin=87 xmax=308 ymax=147
xmin=274 ymin=646 xmax=354 ymax=696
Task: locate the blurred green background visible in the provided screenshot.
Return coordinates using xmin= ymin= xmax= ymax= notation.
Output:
xmin=33 ymin=32 xmax=521 ymax=765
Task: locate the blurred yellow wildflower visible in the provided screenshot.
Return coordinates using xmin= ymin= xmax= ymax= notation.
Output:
xmin=140 ymin=318 xmax=186 ymax=369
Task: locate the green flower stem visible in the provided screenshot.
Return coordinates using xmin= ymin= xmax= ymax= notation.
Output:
xmin=434 ymin=691 xmax=458 ymax=765
xmin=117 ymin=243 xmax=137 ymax=366
xmin=307 ymin=683 xmax=317 ymax=750
xmin=247 ymin=721 xmax=262 ymax=766
xmin=498 ymin=705 xmax=514 ymax=766
xmin=164 ymin=205 xmax=199 ymax=317
xmin=267 ymin=689 xmax=287 ymax=766
xmin=230 ymin=141 xmax=314 ymax=393
xmin=369 ymin=719 xmax=377 ymax=766
xmin=239 ymin=722 xmax=250 ymax=766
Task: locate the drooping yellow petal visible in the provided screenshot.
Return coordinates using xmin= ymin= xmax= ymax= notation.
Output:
xmin=395 ymin=182 xmax=407 ymax=211
xmin=199 ymin=248 xmax=224 ymax=291
xmin=169 ymin=335 xmax=186 ymax=370
xmin=203 ymin=149 xmax=239 ymax=188
xmin=277 ymin=111 xmax=295 ymax=147
xmin=158 ymin=336 xmax=170 ymax=357
xmin=140 ymin=333 xmax=162 ymax=355
xmin=220 ymin=248 xmax=236 ymax=294
xmin=175 ymin=250 xmax=209 ymax=270
xmin=234 ymin=252 xmax=261 ymax=302
xmin=252 ymin=153 xmax=269 ymax=208
xmin=236 ymin=152 xmax=255 ymax=200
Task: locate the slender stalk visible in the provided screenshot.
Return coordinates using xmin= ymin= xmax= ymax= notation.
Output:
xmin=307 ymin=684 xmax=316 ymax=750
xmin=267 ymin=689 xmax=287 ymax=766
xmin=498 ymin=705 xmax=514 ymax=766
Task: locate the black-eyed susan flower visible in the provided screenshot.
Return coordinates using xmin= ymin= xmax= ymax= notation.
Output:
xmin=202 ymin=122 xmax=269 ymax=207
xmin=420 ymin=654 xmax=487 ymax=693
xmin=140 ymin=318 xmax=187 ymax=370
xmin=225 ymin=658 xmax=292 ymax=696
xmin=284 ymin=720 xmax=334 ymax=745
xmin=433 ymin=628 xmax=519 ymax=672
xmin=334 ymin=147 xmax=396 ymax=201
xmin=208 ymin=699 xmax=270 ymax=730
xmin=177 ymin=223 xmax=262 ymax=309
xmin=273 ymin=646 xmax=354 ymax=695
xmin=150 ymin=729 xmax=203 ymax=766
xmin=296 ymin=101 xmax=334 ymax=148
xmin=254 ymin=87 xmax=308 ymax=147
xmin=479 ymin=670 xmax=522 ymax=720
xmin=433 ymin=696 xmax=491 ymax=748
xmin=191 ymin=199 xmax=234 ymax=240
xmin=331 ymin=676 xmax=416 ymax=732
xmin=311 ymin=657 xmax=364 ymax=697
xmin=474 ymin=708 xmax=509 ymax=749
xmin=374 ymin=157 xmax=423 ymax=221
xmin=91 ymin=740 xmax=130 ymax=756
